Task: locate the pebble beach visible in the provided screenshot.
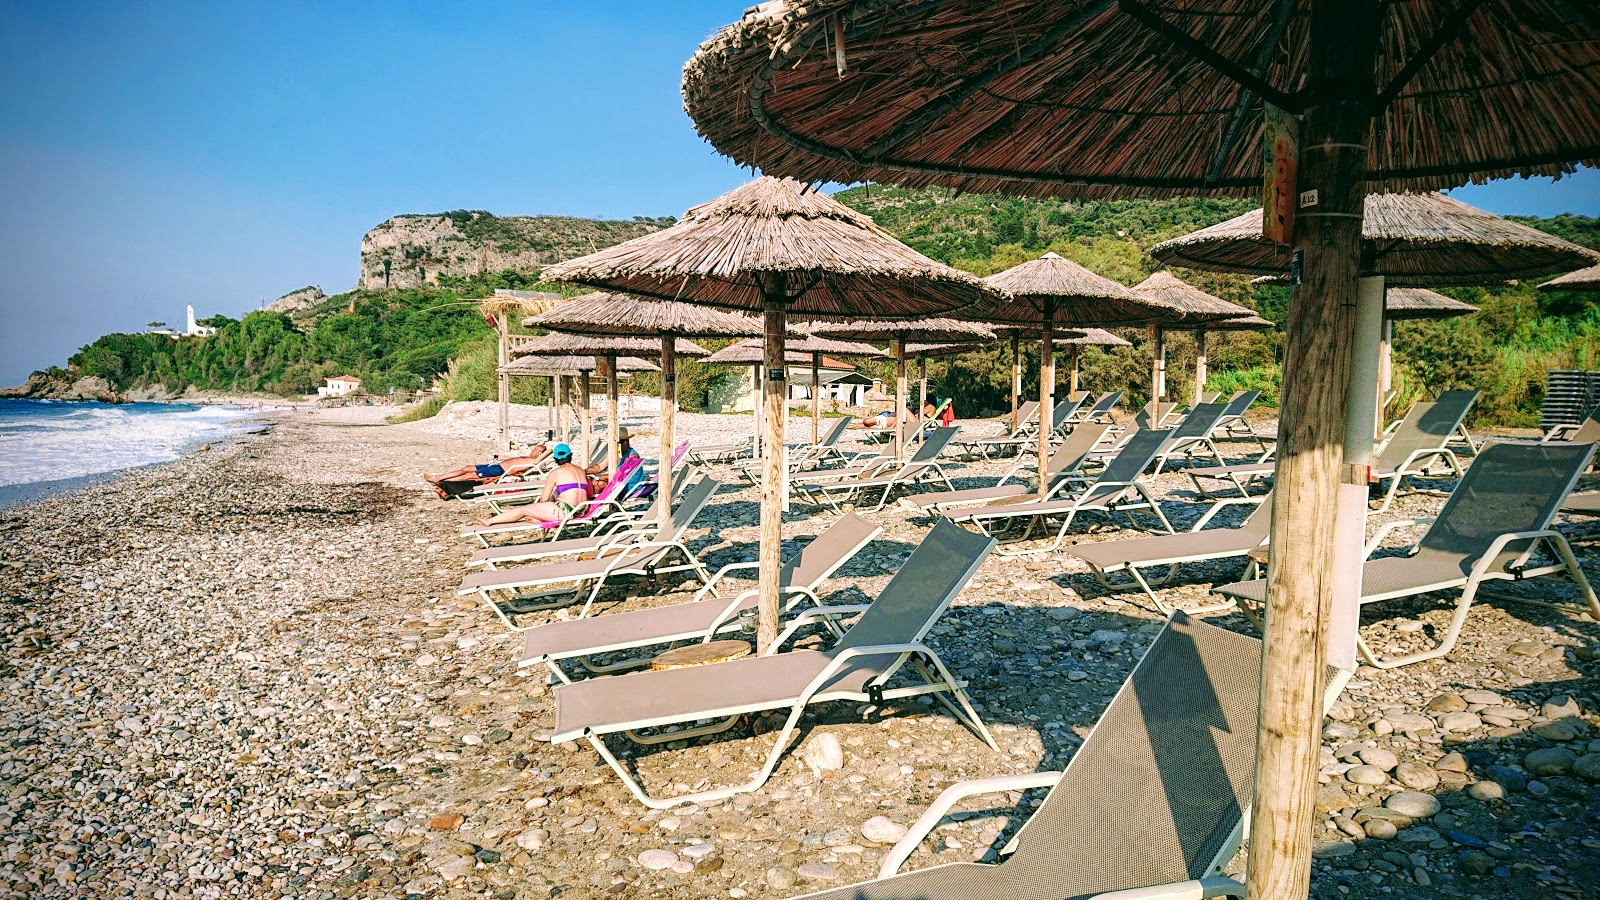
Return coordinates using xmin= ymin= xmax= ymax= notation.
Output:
xmin=2 ymin=402 xmax=1597 ymax=900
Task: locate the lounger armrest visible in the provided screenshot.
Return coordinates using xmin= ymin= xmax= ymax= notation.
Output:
xmin=1191 ymin=496 xmax=1265 ymax=531
xmin=690 ymin=560 xmax=759 ymax=602
xmin=1542 ymin=423 xmax=1578 ymax=442
xmin=878 ymin=771 xmax=1065 ymax=878
xmin=1362 ymin=517 xmax=1434 ymax=557
xmin=1473 ymin=529 xmax=1564 ymax=579
xmin=1091 ymin=876 xmax=1246 ymax=899
xmin=767 ymin=605 xmax=872 ymax=652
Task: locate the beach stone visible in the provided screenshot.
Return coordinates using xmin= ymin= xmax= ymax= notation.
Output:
xmin=1346 ymin=765 xmax=1389 ymax=786
xmin=1572 ymin=754 xmax=1600 ymax=782
xmin=436 ymin=856 xmax=474 ymax=881
xmin=1312 ymin=841 xmax=1357 ymax=859
xmin=1363 ymin=819 xmax=1398 ymax=840
xmin=1485 ymin=766 xmax=1527 ymax=791
xmin=1398 ymin=825 xmax=1440 ymax=844
xmin=1436 ymin=711 xmax=1482 ymax=733
xmin=1508 ymin=641 xmax=1545 ymax=657
xmin=803 ymin=733 xmax=845 ymax=772
xmin=1358 ymin=747 xmax=1399 ymax=771
xmin=427 ymin=813 xmax=465 ymax=831
xmin=1385 ymin=792 xmax=1440 ymax=819
xmin=1524 ymin=748 xmax=1577 ymax=776
xmin=638 ymin=849 xmax=678 ymax=871
xmin=797 ymin=862 xmax=841 ymax=882
xmin=1532 ymin=720 xmax=1584 ymax=742
xmin=1426 ymin=694 xmax=1467 ymax=714
xmin=1459 ymin=850 xmax=1496 ymax=876
xmin=765 ymin=867 xmax=797 ymax=890
xmin=1542 ymin=696 xmax=1581 ymax=719
xmin=1394 ymin=763 xmax=1440 ymax=791
xmin=682 ymin=843 xmax=718 ymax=861
xmin=1316 ymin=784 xmax=1354 ymax=815
xmin=1386 ymin=712 xmax=1433 ymax=732
xmin=1461 ymin=690 xmax=1503 ymax=706
xmin=1467 ymin=781 xmax=1505 ymax=802
xmin=861 ymin=817 xmax=907 ymax=844
xmin=1435 ymin=751 xmax=1469 ymax=773
xmin=514 ymin=829 xmax=548 ymax=852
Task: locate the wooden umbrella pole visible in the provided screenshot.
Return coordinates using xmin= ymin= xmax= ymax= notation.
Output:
xmin=751 ymin=364 xmax=762 ymax=458
xmin=1194 ymin=326 xmax=1209 ymax=406
xmin=1377 ymin=316 xmax=1393 ymax=434
xmin=757 ymin=282 xmax=789 ymax=654
xmin=581 ymin=369 xmax=593 ymax=468
xmin=605 ymin=356 xmax=620 ymax=474
xmin=554 ymin=374 xmax=566 ymax=440
xmin=811 ymin=351 xmax=821 ymax=445
xmin=1245 ymin=4 xmax=1376 ymax=898
xmin=1069 ymin=344 xmax=1080 ymax=396
xmin=1154 ymin=326 xmax=1167 ymax=403
xmin=496 ymin=314 xmax=510 ymax=452
xmin=894 ymin=339 xmax=909 ymax=459
xmin=918 ymin=357 xmax=928 ymax=413
xmin=658 ymin=336 xmax=676 ymax=527
xmin=546 ymin=376 xmax=556 ymax=442
xmin=1037 ymin=311 xmax=1054 ymax=499
xmin=1010 ymin=334 xmax=1022 ymax=430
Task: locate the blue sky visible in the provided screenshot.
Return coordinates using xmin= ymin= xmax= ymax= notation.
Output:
xmin=1 ymin=1 xmax=1596 ymax=388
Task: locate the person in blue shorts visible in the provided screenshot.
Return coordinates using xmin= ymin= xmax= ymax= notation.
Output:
xmin=423 ymin=444 xmax=549 ymax=499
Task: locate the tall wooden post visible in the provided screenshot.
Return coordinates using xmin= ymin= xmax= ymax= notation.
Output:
xmin=811 ymin=351 xmax=821 ymax=445
xmin=1193 ymin=326 xmax=1209 ymax=405
xmin=894 ymin=338 xmax=909 ymax=459
xmin=658 ymin=337 xmax=676 ymax=527
xmin=545 ymin=375 xmax=556 ymax=442
xmin=1377 ymin=316 xmax=1394 ymax=433
xmin=579 ymin=367 xmax=593 ymax=469
xmin=757 ymin=279 xmax=789 ymax=654
xmin=1246 ymin=3 xmax=1377 ymax=898
xmin=1150 ymin=325 xmax=1168 ymax=404
xmin=1009 ymin=334 xmax=1022 ymax=430
xmin=554 ymin=374 xmax=567 ymax=440
xmin=918 ymin=357 xmax=928 ymax=413
xmin=751 ymin=364 xmax=763 ymax=458
xmin=1037 ymin=307 xmax=1055 ymax=499
xmin=605 ymin=356 xmax=620 ymax=474
xmin=1069 ymin=344 xmax=1081 ymax=396
xmin=496 ymin=314 xmax=510 ymax=452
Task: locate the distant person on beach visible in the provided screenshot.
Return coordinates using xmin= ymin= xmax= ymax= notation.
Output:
xmin=850 ymin=407 xmax=907 ymax=431
xmin=924 ymin=398 xmax=955 ymax=427
xmin=423 ymin=444 xmax=550 ymax=499
xmin=588 ymin=427 xmax=645 ymax=495
xmin=473 ymin=444 xmax=590 ymax=526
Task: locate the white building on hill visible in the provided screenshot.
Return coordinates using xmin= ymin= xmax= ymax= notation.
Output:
xmin=318 ymin=376 xmax=362 ymax=397
xmin=185 ymin=305 xmax=217 ymax=337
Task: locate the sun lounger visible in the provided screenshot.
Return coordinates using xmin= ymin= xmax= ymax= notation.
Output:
xmin=1149 ymin=402 xmax=1232 ymax=474
xmin=545 ymin=519 xmax=998 ymax=808
xmin=1213 ymin=389 xmax=1265 ymax=446
xmin=1216 ymin=442 xmax=1599 ymax=668
xmin=795 ymin=426 xmax=962 ymax=511
xmin=458 ymin=456 xmax=645 ymax=546
xmin=1563 ymin=491 xmax=1600 ymax=516
xmin=947 ymin=401 xmax=1039 ymax=455
xmin=1066 ymin=495 xmax=1270 ymax=614
xmin=905 ymin=422 xmax=1113 ymax=513
xmin=1067 ymin=390 xmax=1124 ymax=426
xmin=949 ymin=428 xmax=1175 ymax=555
xmin=465 ymin=472 xmax=721 ymax=569
xmin=457 ymin=478 xmax=722 ymax=630
xmin=520 ymin=512 xmax=883 ymax=682
xmin=687 ymin=436 xmax=753 ymax=465
xmin=952 ymin=396 xmax=1083 ymax=458
xmin=1485 ymin=406 xmax=1600 ymax=448
xmin=791 ymin=610 xmax=1352 ymax=900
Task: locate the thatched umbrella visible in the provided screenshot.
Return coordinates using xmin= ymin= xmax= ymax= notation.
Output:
xmin=791 ymin=326 xmax=885 ymax=444
xmin=975 ymin=254 xmax=1171 ymax=498
xmin=479 ymin=290 xmax=565 ymax=451
xmin=527 ymin=293 xmax=760 ymax=524
xmin=681 ymin=4 xmax=1599 ymax=895
xmin=812 ymin=319 xmax=996 ymax=460
xmin=994 ymin=326 xmax=1132 ymax=402
xmin=1130 ymin=271 xmax=1261 ymax=408
xmin=515 ymin=329 xmax=710 ymax=474
xmin=703 ymin=333 xmax=883 ymax=450
xmin=1539 ymin=264 xmax=1600 ymax=293
xmin=501 ymin=354 xmax=658 ymax=449
xmin=901 ymin=332 xmax=1004 ymax=413
xmin=539 ymin=177 xmax=997 ymax=654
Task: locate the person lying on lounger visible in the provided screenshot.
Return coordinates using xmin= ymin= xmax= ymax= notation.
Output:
xmin=473 ymin=444 xmax=591 ymax=526
xmin=423 ymin=445 xmax=550 ymax=499
xmin=586 ymin=427 xmax=645 ymax=495
xmin=850 ymin=408 xmax=903 ymax=430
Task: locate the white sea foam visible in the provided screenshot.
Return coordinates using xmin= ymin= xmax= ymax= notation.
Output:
xmin=0 ymin=400 xmax=255 ymax=487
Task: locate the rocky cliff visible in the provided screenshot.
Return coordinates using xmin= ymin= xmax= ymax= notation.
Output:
xmin=266 ymin=285 xmax=328 ymax=315
xmin=358 ymin=210 xmax=671 ymax=290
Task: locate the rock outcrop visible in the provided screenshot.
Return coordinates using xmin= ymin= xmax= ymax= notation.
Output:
xmin=0 ymin=370 xmax=124 ymax=402
xmin=266 ymin=286 xmax=328 ymax=315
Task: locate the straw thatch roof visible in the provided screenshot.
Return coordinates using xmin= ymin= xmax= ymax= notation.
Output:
xmin=1151 ymin=193 xmax=1594 ymax=286
xmin=525 ymin=292 xmax=761 ymax=338
xmin=480 ymin=290 xmax=565 ymax=319
xmin=1203 ymin=315 xmax=1275 ymax=332
xmin=789 ymin=325 xmax=886 ymax=357
xmin=996 ymin=326 xmax=1132 ymax=347
xmin=905 ymin=340 xmax=1024 ymax=358
xmin=1383 ymin=288 xmax=1480 ymax=321
xmin=511 ymin=331 xmax=710 ymax=359
xmin=1539 ymin=264 xmax=1600 ymax=293
xmin=681 ymin=1 xmax=1600 ymax=199
xmin=703 ymin=339 xmax=861 ymax=367
xmin=1130 ymin=271 xmax=1258 ymax=324
xmin=538 ymin=177 xmax=999 ymax=319
xmin=501 ymin=355 xmax=658 ymax=376
xmin=812 ymin=318 xmax=997 ymax=344
xmin=979 ymin=253 xmax=1164 ymax=327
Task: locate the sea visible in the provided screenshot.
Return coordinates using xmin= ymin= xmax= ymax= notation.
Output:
xmin=0 ymin=399 xmax=259 ymax=505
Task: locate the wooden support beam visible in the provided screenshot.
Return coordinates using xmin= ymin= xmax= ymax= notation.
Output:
xmin=658 ymin=337 xmax=676 ymax=528
xmin=757 ymin=280 xmax=789 ymax=654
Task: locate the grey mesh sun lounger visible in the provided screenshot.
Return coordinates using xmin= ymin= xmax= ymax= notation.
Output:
xmin=790 ymin=611 xmax=1352 ymax=900
xmin=952 ymin=396 xmax=1081 ymax=458
xmin=687 ymin=437 xmax=753 ymax=465
xmin=1216 ymin=442 xmax=1599 ymax=668
xmin=1484 ymin=405 xmax=1600 ymax=448
xmin=795 ymin=426 xmax=962 ymax=511
xmin=456 ymin=478 xmax=722 ymax=630
xmin=519 ymin=513 xmax=883 ymax=683
xmin=949 ymin=428 xmax=1175 ymax=556
xmin=1148 ymin=402 xmax=1232 ymax=474
xmin=1213 ymin=390 xmax=1265 ymax=446
xmin=904 ymin=423 xmax=1113 ymax=513
xmin=1067 ymin=390 xmax=1123 ymax=425
xmin=1065 ymin=495 xmax=1271 ymax=615
xmin=545 ymin=520 xmax=999 ymax=808
xmin=464 ymin=474 xmax=721 ymax=569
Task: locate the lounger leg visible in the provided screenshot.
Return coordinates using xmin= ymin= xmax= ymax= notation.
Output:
xmin=1371 ymin=477 xmax=1402 ymax=515
xmin=1365 ymin=585 xmax=1481 ymax=669
xmin=1477 ymin=536 xmax=1600 ymax=621
xmin=623 ymin=715 xmax=742 ymax=745
xmin=906 ymin=655 xmax=999 ymax=751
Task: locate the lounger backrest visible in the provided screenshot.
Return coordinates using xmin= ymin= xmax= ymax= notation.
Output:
xmin=1170 ymin=402 xmax=1228 ymax=441
xmin=587 ymin=441 xmax=609 ymax=468
xmin=831 ymin=520 xmax=994 ymax=655
xmin=1087 ymin=391 xmax=1123 ymax=419
xmin=820 ymin=416 xmax=852 ymax=447
xmin=563 ymin=455 xmax=643 ymax=523
xmin=1199 ymin=391 xmax=1222 ymax=403
xmin=1099 ymin=428 xmax=1173 ymax=486
xmin=908 ymin=426 xmax=960 ymax=463
xmin=1377 ymin=392 xmax=1477 ymax=471
xmin=996 ymin=612 xmax=1262 ymax=891
xmin=1048 ymin=422 xmax=1114 ymax=476
xmin=1571 ymin=406 xmax=1600 ymax=442
xmin=666 ymin=477 xmax=721 ymax=538
xmin=1220 ymin=390 xmax=1260 ymax=419
xmin=1047 ymin=395 xmax=1084 ymax=432
xmin=786 ymin=512 xmax=882 ymax=588
xmin=1014 ymin=400 xmax=1040 ymax=430
xmin=673 ymin=441 xmax=690 ymax=466
xmin=1416 ymin=443 xmax=1594 ymax=570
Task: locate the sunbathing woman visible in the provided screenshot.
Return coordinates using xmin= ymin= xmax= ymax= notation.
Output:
xmin=473 ymin=444 xmax=591 ymax=527
xmin=423 ymin=444 xmax=549 ymax=499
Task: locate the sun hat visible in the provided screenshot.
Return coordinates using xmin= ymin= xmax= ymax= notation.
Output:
xmin=617 ymin=426 xmax=631 ymax=441
xmin=552 ymin=443 xmax=572 ymax=461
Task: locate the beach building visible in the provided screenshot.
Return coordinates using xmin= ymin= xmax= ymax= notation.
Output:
xmin=318 ymin=375 xmax=362 ymax=397
xmin=727 ymin=356 xmax=870 ymax=411
xmin=184 ymin=305 xmax=217 ymax=337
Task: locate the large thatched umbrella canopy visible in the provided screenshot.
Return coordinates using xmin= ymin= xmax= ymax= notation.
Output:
xmin=1130 ymin=271 xmax=1260 ymax=407
xmin=500 ymin=355 xmax=658 ymax=376
xmin=539 ymin=177 xmax=999 ymax=655
xmin=501 ymin=351 xmax=663 ymax=464
xmin=480 ymin=290 xmax=566 ymax=452
xmin=680 ymin=3 xmax=1599 ymax=895
xmin=514 ymin=331 xmax=711 ymax=471
xmin=1152 ymin=193 xmax=1594 ymax=284
xmin=813 ymin=318 xmax=994 ymax=459
xmin=1382 ymin=288 xmax=1479 ymax=321
xmin=1539 ymin=264 xmax=1600 ymax=293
